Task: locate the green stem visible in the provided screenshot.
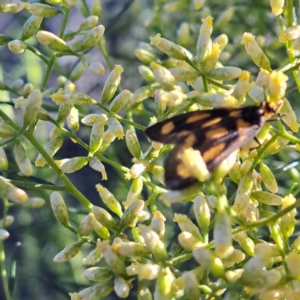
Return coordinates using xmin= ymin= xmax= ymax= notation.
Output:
xmin=41 ymin=55 xmax=56 ymax=93
xmin=96 ymin=102 xmax=146 ymax=131
xmin=59 ymin=8 xmax=70 ymax=38
xmin=232 ymin=199 xmax=300 ymax=234
xmin=0 ymin=110 xmax=92 ymax=210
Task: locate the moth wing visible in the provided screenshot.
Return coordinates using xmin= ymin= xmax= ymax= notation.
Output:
xmin=164 ymin=139 xmax=197 ymax=190
xmin=197 ymin=124 xmax=262 ymax=171
xmin=145 ymin=108 xmax=235 ymax=144
xmin=164 ymin=124 xmax=262 ymax=190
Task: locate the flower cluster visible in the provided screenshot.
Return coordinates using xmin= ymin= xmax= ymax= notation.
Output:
xmin=1 ymin=0 xmax=300 ymax=299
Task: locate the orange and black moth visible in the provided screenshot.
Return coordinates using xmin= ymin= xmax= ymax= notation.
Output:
xmin=146 ymin=101 xmax=281 ymax=190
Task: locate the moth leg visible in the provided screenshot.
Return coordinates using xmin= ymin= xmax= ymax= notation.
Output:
xmin=249 ymin=137 xmax=261 ymax=152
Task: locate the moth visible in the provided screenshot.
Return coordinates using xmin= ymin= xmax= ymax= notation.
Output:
xmin=145 ymin=101 xmax=282 ymax=190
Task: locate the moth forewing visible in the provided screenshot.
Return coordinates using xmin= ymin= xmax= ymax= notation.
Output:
xmin=146 ymin=101 xmax=281 ymax=190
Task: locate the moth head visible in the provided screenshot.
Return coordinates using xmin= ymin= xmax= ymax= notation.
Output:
xmin=261 ymin=100 xmax=284 ymax=119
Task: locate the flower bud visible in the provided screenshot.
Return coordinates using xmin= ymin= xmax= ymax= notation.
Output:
xmin=196 ymin=15 xmax=213 ymax=63
xmin=135 ymin=42 xmax=156 ymax=64
xmin=130 ymin=85 xmax=156 ymax=105
xmin=50 ymin=192 xmax=70 ymax=227
xmin=181 ymin=271 xmax=200 ymax=300
xmin=215 ymin=7 xmax=234 ymax=28
xmin=193 ymin=195 xmax=210 ymax=234
xmin=259 ymin=163 xmax=277 ymax=193
xmin=174 ymin=213 xmax=203 ymax=241
xmin=125 ymin=129 xmax=142 ymax=159
xmin=197 ymin=92 xmax=239 ymax=108
xmin=82 ymin=266 xmax=113 ymax=281
xmin=78 ymin=214 xmax=94 ymax=236
xmin=22 ymin=90 xmax=43 ymax=128
xmin=0 ymin=229 xmax=9 ymax=241
xmin=102 ymin=243 xmax=127 ymax=276
xmin=178 ymin=232 xmax=204 ymax=250
xmin=11 ymin=79 xmax=24 ymax=91
xmin=138 ymin=65 xmax=155 ymax=82
xmin=13 ymin=141 xmax=32 ymax=176
xmin=241 ymin=32 xmax=271 ymax=71
xmin=280 ymin=194 xmax=296 ymax=239
xmin=114 ymin=276 xmax=129 ymax=298
xmin=89 ymin=157 xmax=107 ymax=180
xmin=55 ymin=157 xmax=88 ymax=173
xmin=8 ymin=40 xmax=27 ymax=54
xmin=36 ymin=31 xmax=70 ymax=52
xmin=270 ymin=0 xmax=284 ymax=15
xmin=25 ymin=197 xmax=45 ymax=208
xmin=208 ymin=67 xmax=242 ymax=81
xmin=51 ymin=90 xmax=95 ymax=105
xmin=233 ymin=232 xmax=255 ymax=256
xmin=53 ymin=241 xmax=83 ymax=262
xmin=99 ymin=130 xmax=116 ymax=152
xmin=151 ymin=165 xmax=165 ymax=186
xmin=81 ymin=55 xmax=105 ymax=75
xmin=80 ymin=16 xmax=99 ymax=31
xmin=279 ymin=25 xmax=300 ymax=42
xmin=62 ymin=0 xmax=77 ymax=8
xmin=108 ymin=90 xmax=131 ymax=113
xmin=177 ymin=22 xmax=190 ymax=47
xmin=181 ymin=147 xmax=210 ymax=182
xmin=67 ymin=106 xmax=79 ymax=133
xmin=139 ymin=263 xmax=160 ymax=281
xmin=0 ymin=123 xmax=15 ymax=138
xmin=233 ymin=171 xmax=253 ymax=215
xmin=0 ymin=2 xmax=25 ymax=13
xmin=150 ymin=34 xmax=189 ymax=60
xmin=223 ymin=249 xmax=245 ymax=268
xmin=137 ymin=285 xmax=152 ymax=300
xmin=269 ymin=223 xmax=285 ymax=253
xmin=70 ymin=61 xmax=85 ymax=82
xmin=27 ymin=3 xmax=58 ymax=18
xmin=0 ymin=177 xmax=28 ymax=203
xmin=101 ymin=65 xmax=123 ymax=104
xmin=163 ymin=1 xmax=186 ymax=12
xmin=35 ymin=136 xmax=63 ymax=167
xmin=112 ymin=241 xmax=150 ymax=257
xmin=0 ymin=147 xmax=8 ymax=170
xmin=21 ymin=15 xmax=43 ymax=40
xmin=268 ymin=71 xmax=288 ymax=102
xmin=91 ymin=0 xmax=102 ymax=16
xmin=90 ymin=213 xmax=110 ymax=239
xmin=285 ymin=251 xmax=300 ymax=279
xmin=169 ymin=65 xmax=199 ymax=81
xmin=0 ymin=215 xmax=14 ymax=228
xmin=151 ymin=210 xmax=166 ymax=239
xmin=155 ymin=267 xmax=174 ymax=297
xmin=251 ymin=191 xmax=282 ymax=206
xmin=83 ymin=240 xmax=103 ymax=265
xmin=72 ymin=25 xmax=105 ymax=52
xmin=96 ymin=184 xmax=123 ymax=217
xmin=107 ymin=118 xmax=124 ymax=139
xmin=150 ymin=62 xmax=177 ymax=91
xmin=214 ymin=211 xmax=233 ymax=258
xmin=193 ymin=248 xmax=225 ymax=277
xmin=140 ymin=225 xmax=167 ymax=262
xmin=281 ymin=98 xmax=300 ymax=132
xmin=125 ymin=161 xmax=149 ymax=180
xmin=92 ymin=205 xmax=118 ymax=231
xmin=124 ymin=177 xmax=143 ymax=209
xmin=119 ymin=200 xmax=144 ymax=231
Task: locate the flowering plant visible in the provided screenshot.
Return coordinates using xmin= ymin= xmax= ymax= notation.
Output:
xmin=1 ymin=0 xmax=300 ymax=299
